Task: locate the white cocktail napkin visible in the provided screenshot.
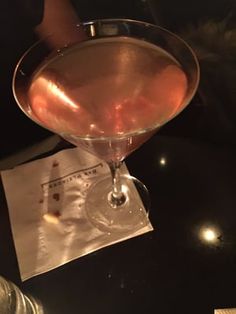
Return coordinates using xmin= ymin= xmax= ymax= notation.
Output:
xmin=215 ymin=310 xmax=236 ymax=314
xmin=1 ymin=147 xmax=153 ymax=281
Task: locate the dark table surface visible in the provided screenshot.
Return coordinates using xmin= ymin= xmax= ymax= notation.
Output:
xmin=0 ymin=132 xmax=236 ymax=314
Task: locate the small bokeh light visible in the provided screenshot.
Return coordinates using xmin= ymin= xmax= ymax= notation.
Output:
xmin=199 ymin=226 xmax=221 ymax=245
xmin=202 ymin=228 xmax=217 ymax=242
xmin=159 ymin=157 xmax=166 ymax=166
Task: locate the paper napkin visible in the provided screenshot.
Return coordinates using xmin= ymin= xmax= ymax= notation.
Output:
xmin=1 ymin=147 xmax=153 ymax=281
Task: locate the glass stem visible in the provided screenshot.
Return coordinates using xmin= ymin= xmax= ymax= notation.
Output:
xmin=108 ymin=161 xmax=126 ymax=208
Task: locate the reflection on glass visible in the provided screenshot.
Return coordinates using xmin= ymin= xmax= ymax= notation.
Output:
xmin=43 ymin=213 xmax=60 ymax=224
xmin=89 ymin=24 xmax=96 ymax=37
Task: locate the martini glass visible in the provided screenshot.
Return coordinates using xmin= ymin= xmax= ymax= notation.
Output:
xmin=13 ymin=19 xmax=199 ymax=233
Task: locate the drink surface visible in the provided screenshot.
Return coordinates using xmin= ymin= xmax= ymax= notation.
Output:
xmin=28 ymin=37 xmax=188 ymax=160
xmin=28 ymin=37 xmax=187 ymax=137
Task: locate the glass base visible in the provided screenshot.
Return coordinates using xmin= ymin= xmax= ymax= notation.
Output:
xmin=0 ymin=276 xmax=43 ymax=314
xmin=85 ymin=175 xmax=150 ymax=233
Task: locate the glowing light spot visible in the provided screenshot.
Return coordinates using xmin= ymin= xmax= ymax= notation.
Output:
xmin=199 ymin=226 xmax=221 ymax=245
xmin=90 ymin=123 xmax=97 ymax=131
xmin=128 ymin=137 xmax=133 ymax=145
xmin=121 ymin=185 xmax=129 ymax=194
xmin=115 ymin=104 xmax=122 ymax=111
xmin=160 ymin=157 xmax=166 ymax=166
xmin=43 ymin=213 xmax=60 ymax=224
xmin=90 ymin=24 xmax=96 ymax=37
xmin=202 ymin=228 xmax=217 ymax=242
